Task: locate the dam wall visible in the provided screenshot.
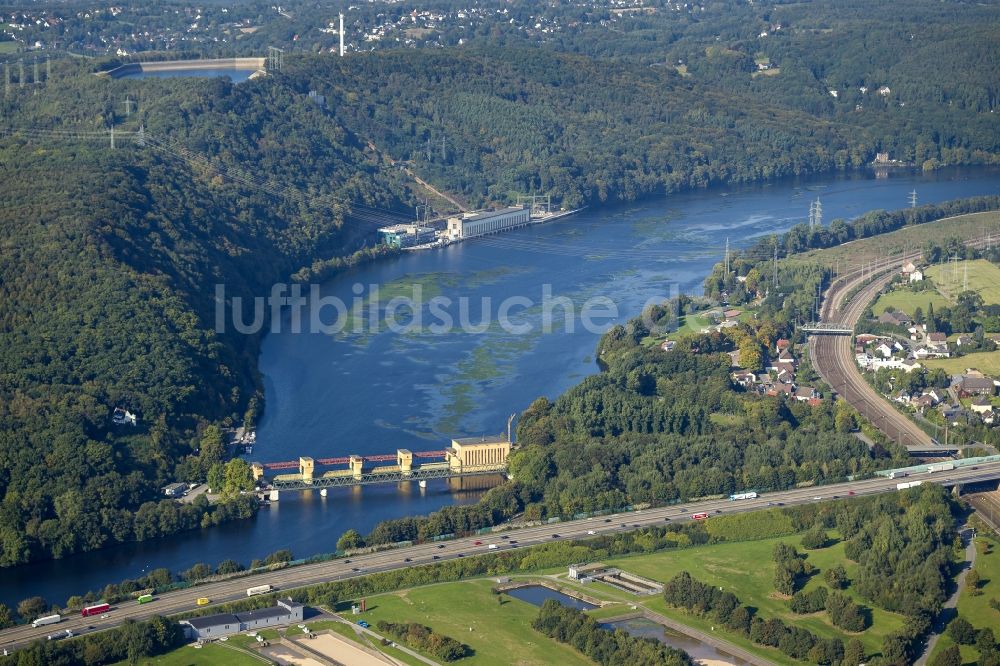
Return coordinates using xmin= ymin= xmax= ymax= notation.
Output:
xmin=102 ymin=57 xmax=266 ymax=78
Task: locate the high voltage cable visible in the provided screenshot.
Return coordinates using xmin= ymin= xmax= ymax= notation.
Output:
xmin=0 ymin=125 xmax=411 ymax=227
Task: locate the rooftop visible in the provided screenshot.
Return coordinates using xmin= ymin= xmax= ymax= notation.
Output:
xmin=452 ymin=434 xmax=509 ymax=446
xmin=183 ymin=613 xmax=240 ymax=630
xmin=462 ymin=207 xmax=526 ymax=222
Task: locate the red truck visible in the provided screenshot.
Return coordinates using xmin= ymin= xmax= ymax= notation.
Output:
xmin=81 ymin=603 xmax=110 ymax=618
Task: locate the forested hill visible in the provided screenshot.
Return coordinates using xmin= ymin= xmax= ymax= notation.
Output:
xmin=286 ymin=39 xmax=998 ymax=209
xmin=0 ymin=64 xmax=406 ymax=565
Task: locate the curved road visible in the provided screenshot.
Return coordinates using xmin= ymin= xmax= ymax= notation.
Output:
xmin=4 ymin=463 xmax=1000 ymax=652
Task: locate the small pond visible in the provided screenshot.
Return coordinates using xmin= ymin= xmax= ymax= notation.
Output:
xmin=504 ymin=585 xmax=597 ymax=611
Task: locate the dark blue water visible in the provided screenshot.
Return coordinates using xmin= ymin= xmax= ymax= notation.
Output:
xmin=506 ymin=585 xmax=597 ymax=610
xmin=2 ymin=166 xmax=997 ymax=608
xmin=119 ymin=67 xmax=255 ymax=82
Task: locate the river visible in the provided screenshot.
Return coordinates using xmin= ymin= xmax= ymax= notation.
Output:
xmin=2 ymin=166 xmax=997 ymax=608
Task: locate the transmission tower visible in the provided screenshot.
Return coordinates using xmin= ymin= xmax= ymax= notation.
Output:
xmin=808 ymin=198 xmax=823 ymax=229
xmin=123 ymin=95 xmax=135 ymax=117
xmin=909 ymin=189 xmax=918 ymax=208
xmin=267 ymin=47 xmax=284 ymax=73
xmin=725 ymin=237 xmax=730 ymax=275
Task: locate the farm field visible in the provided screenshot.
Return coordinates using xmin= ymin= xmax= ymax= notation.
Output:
xmin=925 ymin=259 xmax=1000 ymax=304
xmin=871 ymin=288 xmax=951 ymax=315
xmin=783 ymin=211 xmax=1000 ymax=271
xmin=924 ymin=349 xmax=1000 ymax=376
xmin=928 ymin=534 xmax=1000 ymax=664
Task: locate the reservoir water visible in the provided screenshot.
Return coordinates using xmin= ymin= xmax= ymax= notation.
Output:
xmin=505 ymin=585 xmax=598 ymax=611
xmin=2 ymin=166 xmax=997 ymax=608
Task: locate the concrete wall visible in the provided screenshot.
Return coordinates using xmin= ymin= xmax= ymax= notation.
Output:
xmin=102 ymin=58 xmax=266 ymax=78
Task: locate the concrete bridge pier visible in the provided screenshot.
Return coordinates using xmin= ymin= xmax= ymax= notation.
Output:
xmin=397 ymin=449 xmax=413 ymax=477
xmin=350 ymin=455 xmax=364 ymax=480
xmin=300 ymin=457 xmax=315 ymax=484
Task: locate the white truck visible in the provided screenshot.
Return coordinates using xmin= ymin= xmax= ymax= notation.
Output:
xmin=896 ymin=481 xmax=924 ymax=490
xmin=729 ymin=491 xmax=758 ymax=501
xmin=926 ymin=462 xmax=955 ymax=473
xmin=888 ymin=471 xmax=907 ymax=479
xmin=32 ymin=614 xmax=61 ymax=628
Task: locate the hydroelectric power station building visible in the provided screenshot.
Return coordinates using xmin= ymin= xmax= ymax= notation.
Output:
xmin=447 ymin=206 xmax=530 ymax=240
xmin=377 ymin=223 xmax=437 ymax=248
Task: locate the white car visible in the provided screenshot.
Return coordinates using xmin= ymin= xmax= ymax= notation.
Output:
xmin=587 ymin=530 xmax=596 ymax=535
xmin=814 ymin=496 xmax=822 ymax=500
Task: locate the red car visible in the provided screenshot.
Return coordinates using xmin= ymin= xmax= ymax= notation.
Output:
xmin=847 ymin=491 xmax=855 ymax=496
xmin=474 ymin=540 xmax=482 ymax=545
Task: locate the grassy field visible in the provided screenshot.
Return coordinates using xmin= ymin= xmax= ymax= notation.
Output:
xmin=115 ymin=532 xmax=920 ymax=666
xmin=601 ymin=534 xmax=906 ymax=657
xmin=114 ymin=641 xmax=266 ymax=666
xmin=783 ymin=211 xmax=1000 ymax=271
xmin=929 ymin=534 xmax=1000 ymax=664
xmin=871 ymin=288 xmax=951 ymax=315
xmin=925 ymin=259 xmax=1000 ymax=305
xmin=0 ymin=41 xmax=18 ymax=54
xmin=924 ymin=349 xmax=1000 ymax=376
xmin=344 ymin=578 xmax=593 ymax=666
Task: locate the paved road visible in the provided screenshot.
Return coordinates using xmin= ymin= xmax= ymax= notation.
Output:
xmin=5 ymin=464 xmax=1000 ymax=652
xmin=914 ymin=526 xmax=978 ymax=666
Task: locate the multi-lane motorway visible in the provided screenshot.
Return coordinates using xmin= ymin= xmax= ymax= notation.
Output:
xmin=4 ymin=462 xmax=1000 ymax=652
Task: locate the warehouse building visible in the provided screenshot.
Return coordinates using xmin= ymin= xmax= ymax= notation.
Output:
xmin=446 ymin=207 xmax=530 ymax=239
xmin=181 ymin=598 xmax=305 ymax=640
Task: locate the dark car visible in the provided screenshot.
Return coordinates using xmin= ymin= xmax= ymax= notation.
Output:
xmin=501 ymin=535 xmax=510 ymax=540
xmin=351 ymin=567 xmax=360 ymax=572
xmin=432 ymin=555 xmax=440 ymax=560
xmin=664 ymin=517 xmax=670 ymax=522
xmin=344 ymin=559 xmax=352 ymax=563
xmin=404 ymin=557 xmax=412 ymax=562
xmin=458 ymin=553 xmax=465 ymax=557
xmin=437 ymin=544 xmax=445 ymax=549
xmin=551 ymin=534 xmax=560 ymax=538
xmin=604 ymin=518 xmax=612 ymax=523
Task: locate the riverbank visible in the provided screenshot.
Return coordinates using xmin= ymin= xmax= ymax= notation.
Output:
xmin=4 ymin=166 xmax=997 ymax=611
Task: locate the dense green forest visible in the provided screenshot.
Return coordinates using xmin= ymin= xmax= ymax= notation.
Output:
xmin=0 ymin=64 xmax=409 ymax=565
xmin=0 ymin=0 xmax=997 ymax=568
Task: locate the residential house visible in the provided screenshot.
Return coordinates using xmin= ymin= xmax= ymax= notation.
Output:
xmin=955 ymin=335 xmax=974 ymax=347
xmin=731 ymin=370 xmax=756 ymax=388
xmin=766 ymin=382 xmax=795 ymax=397
xmin=660 ymin=340 xmax=676 ymax=352
xmin=878 ymin=310 xmax=912 ymax=327
xmin=927 ymin=332 xmax=947 ymax=345
xmin=875 ymin=342 xmax=894 ymax=358
xmin=728 ymin=350 xmax=742 ymax=368
xmin=776 ymin=339 xmax=791 ymax=353
xmin=956 ymin=374 xmax=998 ymax=397
xmin=908 ymin=324 xmax=927 ymax=341
xmin=163 ymin=483 xmax=187 ymax=498
xmin=912 ymin=394 xmax=937 ymax=411
xmin=794 ymin=386 xmax=818 ymax=402
xmin=112 ymin=407 xmax=137 ymax=426
xmin=970 ymin=396 xmax=994 ymax=415
xmin=908 ymin=269 xmax=924 ymax=283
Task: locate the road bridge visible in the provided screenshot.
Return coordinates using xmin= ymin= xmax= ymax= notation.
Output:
xmin=801 ymin=322 xmax=853 ymax=335
xmin=252 ymin=435 xmax=511 ymax=495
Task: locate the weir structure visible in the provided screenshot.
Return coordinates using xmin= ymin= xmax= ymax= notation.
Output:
xmin=252 ymin=435 xmax=511 ymax=493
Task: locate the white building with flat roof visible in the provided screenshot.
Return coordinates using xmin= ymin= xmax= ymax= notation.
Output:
xmin=447 ymin=207 xmax=530 ymax=239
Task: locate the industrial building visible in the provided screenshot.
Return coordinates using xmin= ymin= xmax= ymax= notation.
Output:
xmin=447 ymin=435 xmax=511 ymax=470
xmin=446 ymin=207 xmax=530 ymax=239
xmin=378 ymin=223 xmax=437 ymax=248
xmin=180 ymin=598 xmax=304 ymax=640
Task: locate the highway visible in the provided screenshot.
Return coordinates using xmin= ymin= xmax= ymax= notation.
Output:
xmin=4 ymin=462 xmax=1000 ymax=652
